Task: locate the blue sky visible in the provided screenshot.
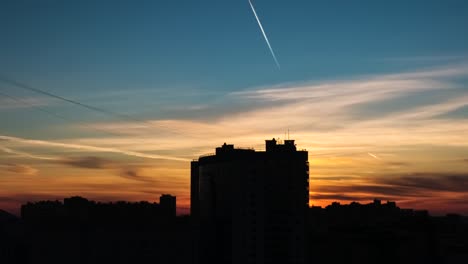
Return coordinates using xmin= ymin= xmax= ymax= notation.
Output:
xmin=1 ymin=0 xmax=468 ymax=214
xmin=1 ymin=0 xmax=467 ymax=137
xmin=2 ymin=0 xmax=468 ymax=92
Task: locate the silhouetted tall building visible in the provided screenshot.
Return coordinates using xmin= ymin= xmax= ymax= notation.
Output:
xmin=191 ymin=139 xmax=309 ymax=264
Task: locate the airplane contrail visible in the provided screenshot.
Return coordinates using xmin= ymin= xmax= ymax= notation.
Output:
xmin=0 ymin=76 xmax=192 ymax=138
xmin=0 ymin=90 xmax=121 ymax=137
xmin=248 ymin=0 xmax=281 ymax=69
xmin=0 ymin=76 xmax=146 ymax=124
xmin=368 ymin=152 xmax=381 ymax=160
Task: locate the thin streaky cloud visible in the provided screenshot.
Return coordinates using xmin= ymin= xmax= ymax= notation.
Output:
xmin=0 ymin=146 xmax=59 ymax=161
xmin=0 ymin=96 xmax=50 ymax=110
xmin=233 ymin=64 xmax=468 ymax=100
xmin=4 ymin=65 xmax=464 ymax=160
xmin=382 ymin=55 xmax=468 ymax=63
xmin=2 ymin=164 xmax=38 ymax=176
xmin=386 ymin=95 xmax=468 ymax=121
xmin=0 ymin=135 xmax=190 ymax=162
xmin=4 ymin=64 xmax=467 ymax=166
xmin=59 ymin=156 xmax=112 ymax=169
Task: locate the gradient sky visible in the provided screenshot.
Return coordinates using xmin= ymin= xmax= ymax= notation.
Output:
xmin=1 ymin=0 xmax=468 ymax=215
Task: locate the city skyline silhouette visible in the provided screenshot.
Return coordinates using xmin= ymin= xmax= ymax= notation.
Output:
xmin=1 ymin=140 xmax=467 ymax=263
xmin=1 ymin=138 xmax=467 ymax=217
xmin=1 ymin=1 xmax=468 ymax=263
xmin=2 ymin=0 xmax=468 ymax=216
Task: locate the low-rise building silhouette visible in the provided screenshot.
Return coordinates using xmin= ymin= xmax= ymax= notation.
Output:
xmin=18 ymin=194 xmax=188 ymax=264
xmin=160 ymin=194 xmax=177 ymax=218
xmin=1 ymin=195 xmax=468 ymax=264
xmin=21 ymin=194 xmax=177 ymax=226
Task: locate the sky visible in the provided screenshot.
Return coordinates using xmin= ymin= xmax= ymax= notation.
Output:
xmin=1 ymin=0 xmax=468 ymax=215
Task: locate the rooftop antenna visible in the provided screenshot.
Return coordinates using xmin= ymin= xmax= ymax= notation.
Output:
xmin=287 ymin=128 xmax=290 ymax=140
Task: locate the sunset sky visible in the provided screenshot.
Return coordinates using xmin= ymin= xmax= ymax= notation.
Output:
xmin=1 ymin=0 xmax=468 ymax=215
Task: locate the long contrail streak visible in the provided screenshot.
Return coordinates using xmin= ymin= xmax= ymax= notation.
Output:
xmin=0 ymin=90 xmax=121 ymax=137
xmin=0 ymin=76 xmax=190 ymax=137
xmin=0 ymin=134 xmax=190 ymax=162
xmin=248 ymin=0 xmax=280 ymax=69
xmin=0 ymin=76 xmax=146 ymax=124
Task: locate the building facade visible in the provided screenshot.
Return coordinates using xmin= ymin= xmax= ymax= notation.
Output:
xmin=191 ymin=139 xmax=309 ymax=264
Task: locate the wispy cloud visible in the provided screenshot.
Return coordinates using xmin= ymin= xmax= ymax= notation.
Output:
xmin=376 ymin=172 xmax=468 ymax=193
xmin=315 ymin=184 xmax=425 ymax=198
xmin=2 ymin=164 xmax=38 ymax=176
xmin=55 ymin=156 xmax=159 ymax=183
xmin=0 ymin=146 xmax=58 ymax=160
xmin=59 ymin=156 xmax=112 ymax=169
xmin=2 ymin=64 xmax=468 ymax=214
xmin=382 ymin=55 xmax=468 ymax=63
xmin=311 ymin=172 xmax=468 ymax=203
xmin=0 ymin=96 xmax=51 ymax=110
xmin=78 ymin=64 xmax=468 ymax=156
xmin=118 ymin=167 xmax=155 ymax=183
xmin=0 ymin=135 xmax=190 ymax=162
xmin=309 ymin=193 xmax=379 ymax=202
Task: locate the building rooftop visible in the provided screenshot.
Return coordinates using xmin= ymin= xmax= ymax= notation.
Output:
xmin=196 ymin=139 xmax=307 ymax=163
